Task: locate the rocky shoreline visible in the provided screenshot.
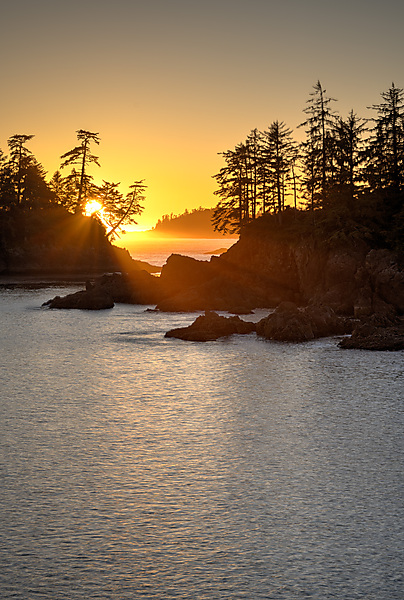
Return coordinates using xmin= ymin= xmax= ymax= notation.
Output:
xmin=39 ymin=230 xmax=404 ymax=350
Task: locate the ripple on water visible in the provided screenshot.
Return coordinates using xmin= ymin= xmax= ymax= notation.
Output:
xmin=0 ymin=289 xmax=403 ymax=599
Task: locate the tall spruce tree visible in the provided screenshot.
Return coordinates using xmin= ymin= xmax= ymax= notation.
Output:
xmin=212 ymin=147 xmax=247 ymax=234
xmin=366 ymin=83 xmax=404 ymax=195
xmin=7 ymin=134 xmax=35 ymax=205
xmin=332 ymin=110 xmax=367 ymax=200
xmin=299 ymin=81 xmax=337 ymax=208
xmin=60 ymin=130 xmax=100 ymax=213
xmin=262 ymin=121 xmax=297 ymax=213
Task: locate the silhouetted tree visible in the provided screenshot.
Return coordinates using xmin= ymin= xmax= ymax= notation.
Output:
xmin=366 ymin=83 xmax=404 ymax=195
xmin=212 ymin=146 xmax=250 ymax=234
xmin=60 ymin=130 xmax=100 ymax=213
xmin=213 ymin=122 xmax=297 ymax=232
xmin=245 ymin=129 xmax=260 ymax=219
xmin=331 ymin=110 xmax=367 ymax=201
xmin=96 ymin=179 xmax=146 ymax=239
xmin=299 ymin=81 xmax=337 ymax=208
xmin=0 ymin=149 xmax=16 ymax=210
xmin=7 ymin=134 xmax=35 ymax=204
xmin=21 ymin=159 xmax=53 ymax=208
xmin=261 ymin=120 xmax=297 ymax=213
xmin=49 ymin=170 xmax=68 ymax=206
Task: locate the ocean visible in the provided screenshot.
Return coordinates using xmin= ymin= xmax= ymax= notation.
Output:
xmin=120 ymin=236 xmax=237 ymax=267
xmin=0 ymin=239 xmax=403 ymax=599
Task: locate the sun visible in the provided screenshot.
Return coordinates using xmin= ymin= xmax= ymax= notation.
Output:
xmin=84 ymin=199 xmax=103 ymax=216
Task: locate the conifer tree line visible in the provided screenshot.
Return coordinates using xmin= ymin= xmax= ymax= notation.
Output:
xmin=0 ymin=129 xmax=145 ymax=238
xmin=212 ymin=81 xmax=404 ymax=234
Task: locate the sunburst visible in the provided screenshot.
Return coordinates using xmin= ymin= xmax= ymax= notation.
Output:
xmin=84 ymin=199 xmax=103 ymax=216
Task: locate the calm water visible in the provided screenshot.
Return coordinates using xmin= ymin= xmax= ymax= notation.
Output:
xmin=121 ymin=236 xmax=236 ymax=267
xmin=0 ymin=283 xmax=403 ymax=599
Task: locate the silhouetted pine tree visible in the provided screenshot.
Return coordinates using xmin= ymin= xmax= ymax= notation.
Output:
xmin=366 ymin=83 xmax=404 ymax=196
xmin=299 ymin=81 xmax=337 ymax=208
xmin=60 ymin=130 xmax=100 ymax=213
xmin=7 ymin=134 xmax=35 ymax=205
xmin=212 ymin=146 xmax=250 ymax=234
xmin=261 ymin=120 xmax=297 ymax=213
xmin=102 ymin=180 xmax=146 ymax=239
xmin=331 ymin=110 xmax=367 ymax=201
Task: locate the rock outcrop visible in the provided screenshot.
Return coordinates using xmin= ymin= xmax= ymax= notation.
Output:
xmin=256 ymin=302 xmax=352 ymax=343
xmin=36 ymin=208 xmax=403 ymax=351
xmin=91 ymin=271 xmax=161 ymax=305
xmin=219 ymin=232 xmax=404 ymax=319
xmin=43 ymin=287 xmax=114 ymax=310
xmin=153 ymin=232 xmax=403 ymax=321
xmin=43 ymin=269 xmax=161 ymax=309
xmin=339 ymin=316 xmax=404 ymax=351
xmin=156 ymin=254 xmax=260 ymax=313
xmin=165 ymin=310 xmax=256 ymax=341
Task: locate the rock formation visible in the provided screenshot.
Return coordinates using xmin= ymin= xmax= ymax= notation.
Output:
xmin=43 ymin=270 xmax=161 ymax=309
xmin=339 ymin=315 xmax=404 ymax=351
xmin=43 ymin=287 xmax=114 ymax=310
xmin=256 ymin=302 xmax=352 ymax=343
xmin=165 ymin=310 xmax=256 ymax=341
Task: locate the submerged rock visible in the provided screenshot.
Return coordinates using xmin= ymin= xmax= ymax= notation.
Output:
xmin=165 ymin=310 xmax=256 ymax=341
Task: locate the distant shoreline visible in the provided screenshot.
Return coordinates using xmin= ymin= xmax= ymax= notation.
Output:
xmin=0 ymin=273 xmax=97 ymax=288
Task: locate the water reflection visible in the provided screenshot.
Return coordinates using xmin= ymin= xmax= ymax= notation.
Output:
xmin=0 ymin=290 xmax=403 ymax=599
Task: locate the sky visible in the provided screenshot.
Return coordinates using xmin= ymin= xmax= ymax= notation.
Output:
xmin=1 ymin=0 xmax=403 ymax=230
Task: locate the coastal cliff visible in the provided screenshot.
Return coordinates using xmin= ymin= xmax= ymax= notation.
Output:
xmin=154 ymin=226 xmax=403 ymax=319
xmin=220 ymin=231 xmax=404 ymax=317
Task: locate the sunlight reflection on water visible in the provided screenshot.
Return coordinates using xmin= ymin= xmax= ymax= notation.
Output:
xmin=0 ymin=289 xmax=403 ymax=599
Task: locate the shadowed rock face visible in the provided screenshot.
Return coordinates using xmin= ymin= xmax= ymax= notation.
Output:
xmin=92 ymin=271 xmax=161 ymax=305
xmin=365 ymin=249 xmax=404 ymax=313
xmin=256 ymin=302 xmax=352 ymax=343
xmin=157 ymin=254 xmax=261 ymax=313
xmin=220 ymin=236 xmax=404 ymax=318
xmin=43 ymin=288 xmax=114 ymax=310
xmin=165 ymin=311 xmax=256 ymax=341
xmin=222 ymin=235 xmax=369 ymax=315
xmin=152 ymin=235 xmax=404 ymax=319
xmin=339 ymin=316 xmax=404 ymax=351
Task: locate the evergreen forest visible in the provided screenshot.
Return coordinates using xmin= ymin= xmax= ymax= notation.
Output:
xmin=212 ymin=81 xmax=404 ymax=251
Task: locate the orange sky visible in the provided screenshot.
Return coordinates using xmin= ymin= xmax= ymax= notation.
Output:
xmin=1 ymin=0 xmax=403 ymax=230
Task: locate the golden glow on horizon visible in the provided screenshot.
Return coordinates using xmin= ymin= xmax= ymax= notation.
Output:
xmin=1 ymin=1 xmax=402 ymax=231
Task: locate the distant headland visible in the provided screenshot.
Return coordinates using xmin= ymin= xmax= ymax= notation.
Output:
xmin=148 ymin=207 xmax=237 ymax=239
